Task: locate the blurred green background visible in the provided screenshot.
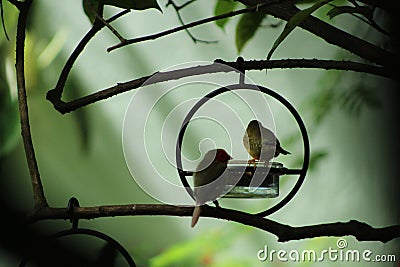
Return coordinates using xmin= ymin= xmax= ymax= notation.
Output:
xmin=0 ymin=0 xmax=399 ymax=266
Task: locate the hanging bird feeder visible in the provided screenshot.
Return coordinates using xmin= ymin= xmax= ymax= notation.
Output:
xmin=176 ymin=57 xmax=310 ymax=216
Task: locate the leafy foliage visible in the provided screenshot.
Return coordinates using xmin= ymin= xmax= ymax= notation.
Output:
xmin=149 ymin=229 xmax=251 ymax=267
xmin=83 ymin=0 xmax=102 ymax=24
xmin=0 ymin=0 xmax=9 ymax=41
xmin=0 ymin=4 xmax=20 ymax=158
xmin=309 ymin=87 xmax=336 ymax=124
xmin=214 ymin=0 xmax=238 ymax=29
xmin=267 ymin=0 xmax=332 ymax=60
xmin=235 ymin=10 xmax=266 ymax=53
xmin=308 ymin=150 xmax=328 ymax=170
xmin=327 ymin=5 xmax=373 ymax=20
xmin=0 ymin=46 xmax=19 ymax=158
xmin=83 ymin=0 xmax=161 ymax=23
xmin=64 ymin=76 xmax=91 ymax=152
xmin=339 ymin=85 xmax=381 ymax=117
xmin=308 ymin=69 xmax=381 ymax=123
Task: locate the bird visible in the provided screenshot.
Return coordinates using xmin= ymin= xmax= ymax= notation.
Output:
xmin=191 ymin=149 xmax=232 ymax=228
xmin=243 ymin=120 xmax=290 ymax=165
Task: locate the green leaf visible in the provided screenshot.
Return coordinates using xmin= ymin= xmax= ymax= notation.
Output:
xmin=82 ymin=0 xmax=102 ymax=24
xmin=309 ymin=150 xmax=328 ymax=170
xmin=64 ymin=76 xmax=91 ymax=152
xmin=149 ymin=230 xmax=239 ymax=267
xmin=214 ymin=0 xmax=237 ymax=29
xmin=339 ymin=85 xmax=381 ymax=117
xmin=1 ymin=0 xmax=9 ymax=41
xmin=0 ymin=48 xmax=19 ymax=157
xmin=310 ymin=88 xmax=336 ymax=124
xmin=267 ymin=0 xmax=331 ymax=60
xmin=84 ymin=0 xmax=161 ymax=22
xmin=293 ymin=149 xmax=328 ymax=171
xmin=327 ymin=5 xmax=373 ymax=20
xmin=97 ymin=0 xmax=161 ymax=11
xmin=235 ymin=10 xmax=266 ymax=53
xmin=0 ymin=95 xmax=19 ymax=158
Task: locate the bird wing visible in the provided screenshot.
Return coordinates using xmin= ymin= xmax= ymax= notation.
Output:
xmin=242 ymin=132 xmax=250 ymax=151
xmin=260 ymin=125 xmax=277 ymax=143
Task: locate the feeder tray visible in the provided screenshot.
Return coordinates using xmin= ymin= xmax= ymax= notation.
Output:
xmin=223 ymin=161 xmax=283 ymax=198
xmin=183 ymin=161 xmax=301 ymax=199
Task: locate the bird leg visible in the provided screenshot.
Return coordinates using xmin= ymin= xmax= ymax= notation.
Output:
xmin=213 ymin=200 xmax=220 ymax=208
xmin=247 ymin=158 xmax=257 ymax=169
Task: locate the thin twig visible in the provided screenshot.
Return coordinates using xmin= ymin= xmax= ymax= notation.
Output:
xmin=47 ymin=59 xmax=394 ymax=114
xmin=239 ymin=0 xmax=397 ymax=67
xmin=107 ymin=8 xmax=131 ymax=22
xmin=166 ymin=0 xmax=217 ymax=44
xmin=30 ymin=205 xmax=400 ymax=243
xmin=328 ymin=3 xmax=390 ymax=37
xmin=47 ymin=9 xmax=130 ymax=103
xmin=107 ymin=1 xmax=282 ymax=52
xmin=175 ymin=0 xmax=197 ymax=10
xmin=15 ymin=0 xmax=48 ymax=210
xmin=88 ymin=0 xmax=127 ymax=42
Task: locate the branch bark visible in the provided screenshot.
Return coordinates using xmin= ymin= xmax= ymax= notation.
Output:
xmin=47 ymin=59 xmax=394 ymax=114
xmin=239 ymin=0 xmax=397 ymax=67
xmin=30 ymin=205 xmax=400 ymax=243
xmin=48 ymin=9 xmax=130 ymax=102
xmin=45 ymin=1 xmax=397 ymax=114
xmin=106 ymin=0 xmax=397 ymax=66
xmin=15 ymin=0 xmax=48 ymax=210
xmin=107 ymin=1 xmax=282 ymax=52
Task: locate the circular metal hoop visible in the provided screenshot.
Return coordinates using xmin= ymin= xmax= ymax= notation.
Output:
xmin=176 ymin=83 xmax=310 ymax=217
xmin=19 ymin=228 xmax=136 ymax=267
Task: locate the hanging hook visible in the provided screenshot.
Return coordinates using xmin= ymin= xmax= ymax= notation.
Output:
xmin=236 ymin=57 xmax=245 ymax=84
xmin=67 ymin=197 xmax=80 ymax=230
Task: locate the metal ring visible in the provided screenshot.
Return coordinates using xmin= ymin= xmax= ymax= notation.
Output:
xmin=19 ymin=228 xmax=136 ymax=267
xmin=175 ymin=83 xmax=309 ymax=217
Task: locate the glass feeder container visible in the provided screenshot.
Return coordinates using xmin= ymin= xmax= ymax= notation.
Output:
xmin=223 ymin=160 xmax=283 ymax=198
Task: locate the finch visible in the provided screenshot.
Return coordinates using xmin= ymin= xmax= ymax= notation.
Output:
xmin=191 ymin=149 xmax=232 ymax=227
xmin=243 ymin=120 xmax=290 ymax=164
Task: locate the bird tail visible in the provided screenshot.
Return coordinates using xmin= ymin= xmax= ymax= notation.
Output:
xmin=191 ymin=206 xmax=201 ymax=228
xmin=280 ymin=147 xmax=291 ymax=155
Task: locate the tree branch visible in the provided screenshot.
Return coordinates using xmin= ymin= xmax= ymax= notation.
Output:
xmin=166 ymin=0 xmax=217 ymax=44
xmin=47 ymin=58 xmax=394 ymax=114
xmin=239 ymin=0 xmax=397 ymax=67
xmin=29 ymin=205 xmax=400 ymax=243
xmin=107 ymin=1 xmax=283 ymax=52
xmin=15 ymin=0 xmax=48 ymax=210
xmin=47 ymin=9 xmax=130 ymax=103
xmin=106 ymin=0 xmax=397 ymax=67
